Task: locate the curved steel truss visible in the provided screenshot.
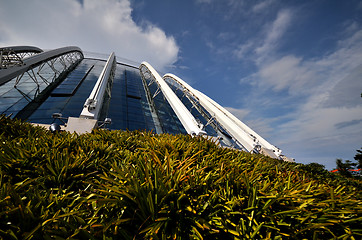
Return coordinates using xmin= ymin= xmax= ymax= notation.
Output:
xmin=16 ymin=49 xmax=82 ymax=101
xmin=0 ymin=46 xmax=83 ymax=86
xmin=140 ymin=62 xmax=206 ymax=136
xmin=0 ymin=46 xmax=43 ymax=69
xmin=162 ymin=73 xmax=284 ymax=159
xmin=0 ymin=47 xmax=83 ymax=120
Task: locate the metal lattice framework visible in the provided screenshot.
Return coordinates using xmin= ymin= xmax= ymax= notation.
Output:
xmin=0 ymin=47 xmax=83 ymax=102
xmin=0 ymin=46 xmax=83 ymax=86
xmin=163 ymin=73 xmax=286 ymax=159
xmin=139 ymin=63 xmax=164 ymax=134
xmin=0 ymin=46 xmax=43 ymax=69
xmin=164 ymin=75 xmax=241 ymax=149
xmin=140 ymin=62 xmax=206 ymax=136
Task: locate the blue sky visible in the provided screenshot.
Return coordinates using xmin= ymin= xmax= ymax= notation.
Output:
xmin=1 ymin=0 xmax=362 ymax=169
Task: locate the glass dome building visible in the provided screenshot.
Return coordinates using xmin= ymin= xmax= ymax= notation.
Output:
xmin=0 ymin=46 xmax=293 ymax=161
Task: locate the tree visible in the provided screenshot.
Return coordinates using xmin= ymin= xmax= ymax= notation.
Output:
xmin=303 ymin=162 xmax=326 ymax=175
xmin=335 ymin=158 xmax=357 ymax=177
xmin=354 ymin=148 xmax=362 ymax=175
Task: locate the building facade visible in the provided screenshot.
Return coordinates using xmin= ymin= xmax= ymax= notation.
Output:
xmin=0 ymin=46 xmax=292 ymax=161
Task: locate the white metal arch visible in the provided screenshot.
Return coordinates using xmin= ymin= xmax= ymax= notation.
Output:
xmin=140 ymin=62 xmax=206 ymax=136
xmin=163 ymin=73 xmax=283 ymax=159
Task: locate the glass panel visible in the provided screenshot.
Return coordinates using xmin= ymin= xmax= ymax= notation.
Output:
xmin=0 ymin=51 xmax=82 ymax=118
xmin=27 ymin=59 xmax=104 ymax=123
xmin=51 ymin=65 xmax=93 ymax=96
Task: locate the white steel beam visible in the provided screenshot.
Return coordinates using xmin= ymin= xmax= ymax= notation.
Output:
xmin=198 ymin=90 xmax=282 ymax=156
xmin=80 ymin=52 xmax=115 ymax=120
xmin=140 ymin=62 xmax=205 ymax=136
xmin=163 ymin=73 xmax=282 ymax=158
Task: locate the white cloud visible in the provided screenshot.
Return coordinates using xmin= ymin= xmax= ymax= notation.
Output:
xmin=233 ymin=8 xmax=293 ymax=63
xmin=225 ymin=106 xmax=277 ymax=139
xmin=225 ymin=107 xmax=249 ymax=120
xmin=322 ymin=65 xmax=362 ymax=108
xmin=255 ymin=9 xmax=293 ymax=59
xmin=233 ymin=41 xmax=253 ymax=59
xmin=277 ymin=104 xmax=362 ymax=168
xmin=252 ymin=0 xmax=276 ymax=13
xmin=278 ymin=106 xmax=362 ymax=145
xmin=233 ymin=17 xmax=362 ymax=168
xmin=196 ymin=0 xmax=213 ymax=4
xmin=0 ymin=0 xmax=179 ymax=71
xmin=358 ymin=1 xmax=362 ymax=10
xmin=258 ymin=55 xmax=315 ymax=92
xmin=248 ymin=23 xmax=362 ymax=97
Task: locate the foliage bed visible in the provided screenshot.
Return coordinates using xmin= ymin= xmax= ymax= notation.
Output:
xmin=0 ymin=115 xmax=361 ymax=239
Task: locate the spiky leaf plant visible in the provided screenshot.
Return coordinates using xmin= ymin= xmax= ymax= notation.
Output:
xmin=0 ymin=115 xmax=361 ymax=239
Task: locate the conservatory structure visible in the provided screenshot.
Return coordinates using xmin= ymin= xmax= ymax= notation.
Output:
xmin=0 ymin=46 xmax=292 ymax=161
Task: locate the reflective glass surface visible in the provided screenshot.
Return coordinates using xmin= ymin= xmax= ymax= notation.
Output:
xmin=1 ymin=56 xmax=212 ymax=138
xmin=0 ymin=56 xmax=78 ymax=117
xmin=146 ymin=79 xmax=187 ymax=135
xmin=105 ymin=64 xmax=156 ymax=132
xmin=27 ymin=59 xmax=104 ymax=123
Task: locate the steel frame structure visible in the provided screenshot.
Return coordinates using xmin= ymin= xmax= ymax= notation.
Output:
xmin=80 ymin=52 xmax=116 ymax=120
xmin=164 ymin=75 xmax=242 ymax=149
xmin=0 ymin=45 xmax=291 ymax=161
xmin=0 ymin=46 xmax=83 ymax=86
xmin=163 ymin=73 xmax=283 ymax=159
xmin=0 ymin=46 xmax=43 ymax=69
xmin=140 ymin=62 xmax=206 ymax=136
xmin=0 ymin=47 xmax=83 ymax=121
xmin=13 ymin=50 xmax=82 ymax=103
xmin=139 ymin=64 xmax=164 ymax=134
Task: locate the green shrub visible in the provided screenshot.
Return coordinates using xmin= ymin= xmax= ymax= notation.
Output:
xmin=0 ymin=115 xmax=361 ymax=239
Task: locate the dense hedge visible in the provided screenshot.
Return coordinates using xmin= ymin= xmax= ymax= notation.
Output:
xmin=0 ymin=115 xmax=361 ymax=239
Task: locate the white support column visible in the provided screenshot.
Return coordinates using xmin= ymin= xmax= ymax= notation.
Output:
xmin=80 ymin=52 xmax=115 ymax=120
xmin=163 ymin=73 xmax=282 ymax=158
xmin=140 ymin=62 xmax=205 ymax=136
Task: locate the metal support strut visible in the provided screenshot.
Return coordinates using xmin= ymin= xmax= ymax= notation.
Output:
xmin=140 ymin=62 xmax=206 ymax=136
